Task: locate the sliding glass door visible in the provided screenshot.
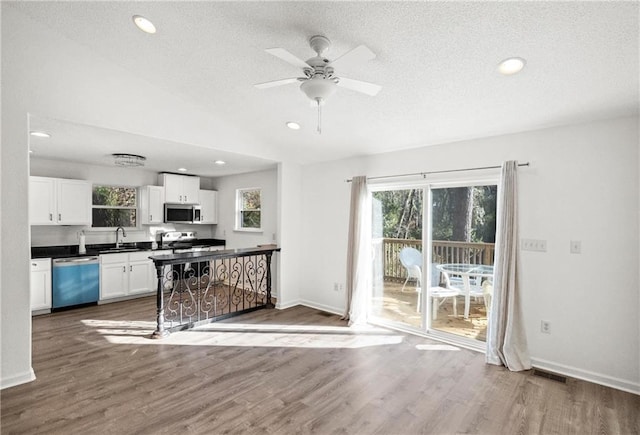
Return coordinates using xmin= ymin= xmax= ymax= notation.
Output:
xmin=428 ymin=185 xmax=497 ymax=343
xmin=370 ymin=182 xmax=497 ymax=345
xmin=371 ymin=188 xmax=424 ymax=329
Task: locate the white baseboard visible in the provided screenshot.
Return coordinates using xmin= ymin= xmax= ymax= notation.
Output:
xmin=531 ymin=357 xmax=640 ymax=395
xmin=299 ymin=299 xmax=344 ymax=317
xmin=275 ymin=299 xmax=301 ymax=310
xmin=269 ymin=300 xmax=640 ymax=396
xmin=1 ymin=368 xmax=36 ymax=390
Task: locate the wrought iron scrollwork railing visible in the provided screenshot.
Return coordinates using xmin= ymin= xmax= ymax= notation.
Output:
xmin=149 ymin=247 xmax=279 ymax=338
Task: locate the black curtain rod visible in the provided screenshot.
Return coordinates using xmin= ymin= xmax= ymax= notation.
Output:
xmin=345 ymin=162 xmax=530 ymax=183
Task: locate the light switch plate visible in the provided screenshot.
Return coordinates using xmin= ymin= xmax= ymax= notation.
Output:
xmin=521 ymin=239 xmax=547 ymax=252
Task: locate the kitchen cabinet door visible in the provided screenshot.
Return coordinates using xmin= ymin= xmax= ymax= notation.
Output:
xmin=182 ymin=176 xmax=200 ymax=204
xmin=199 ymin=190 xmax=218 ymax=224
xmin=101 ymin=262 xmax=128 ymax=300
xmin=140 ymin=185 xmax=164 ymax=224
xmin=128 ymin=260 xmax=153 ymax=295
xmin=30 ymin=258 xmax=52 ymax=311
xmin=162 ymin=173 xmax=183 ymax=203
xmin=29 ymin=177 xmax=56 ymax=225
xmin=160 ymin=173 xmax=200 ymax=204
xmin=57 ymin=179 xmax=91 ymax=225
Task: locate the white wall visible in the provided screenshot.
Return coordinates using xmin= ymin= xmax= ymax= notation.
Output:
xmin=210 ymin=168 xmax=277 ymax=249
xmin=299 ymin=116 xmax=640 ymax=393
xmin=276 ymin=161 xmax=304 ymax=309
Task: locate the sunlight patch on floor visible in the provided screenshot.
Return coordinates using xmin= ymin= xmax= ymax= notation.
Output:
xmin=81 ymin=319 xmax=405 ymax=349
xmin=415 ymin=344 xmax=460 ymax=351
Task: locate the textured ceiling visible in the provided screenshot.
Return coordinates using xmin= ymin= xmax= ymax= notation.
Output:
xmin=8 ymin=1 xmax=640 ymax=170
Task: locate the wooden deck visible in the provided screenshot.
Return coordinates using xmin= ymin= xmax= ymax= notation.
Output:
xmin=372 ymin=280 xmax=488 ymax=341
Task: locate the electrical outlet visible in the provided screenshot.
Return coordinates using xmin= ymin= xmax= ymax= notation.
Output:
xmin=541 ymin=320 xmax=551 ymax=334
xmin=570 ymin=240 xmax=581 ymax=254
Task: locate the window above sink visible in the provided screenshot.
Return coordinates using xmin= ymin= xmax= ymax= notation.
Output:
xmin=92 ymin=185 xmax=137 ymax=228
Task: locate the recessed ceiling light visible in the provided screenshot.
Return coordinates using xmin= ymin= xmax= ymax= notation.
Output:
xmin=286 ymin=122 xmax=301 ymax=130
xmin=30 ymin=131 xmax=50 ymax=138
xmin=498 ymin=57 xmax=526 ymax=75
xmin=177 ymin=168 xmax=187 ymax=172
xmin=132 ymin=15 xmax=156 ymax=34
xmin=214 ymin=160 xmax=226 ymax=166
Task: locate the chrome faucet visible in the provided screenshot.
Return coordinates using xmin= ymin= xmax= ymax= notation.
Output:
xmin=115 ymin=226 xmax=127 ymax=248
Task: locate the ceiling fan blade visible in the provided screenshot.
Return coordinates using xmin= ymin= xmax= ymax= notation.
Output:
xmin=328 ymin=45 xmax=376 ymax=69
xmin=265 ymin=48 xmax=310 ymax=69
xmin=254 ymin=78 xmax=300 ymax=89
xmin=337 ymin=77 xmax=382 ymax=96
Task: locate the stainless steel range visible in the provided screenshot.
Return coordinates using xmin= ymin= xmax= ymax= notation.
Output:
xmin=161 ymin=231 xmax=199 ymax=252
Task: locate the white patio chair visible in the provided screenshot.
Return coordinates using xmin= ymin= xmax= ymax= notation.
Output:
xmin=399 ymin=247 xmax=423 ymax=293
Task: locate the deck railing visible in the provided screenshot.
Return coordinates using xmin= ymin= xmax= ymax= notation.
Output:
xmin=381 ymin=238 xmax=494 ymax=281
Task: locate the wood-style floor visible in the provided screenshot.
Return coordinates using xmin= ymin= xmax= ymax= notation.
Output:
xmin=1 ymin=297 xmax=638 ymax=435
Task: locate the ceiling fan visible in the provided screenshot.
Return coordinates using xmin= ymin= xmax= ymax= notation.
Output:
xmin=254 ymin=35 xmax=382 ymax=133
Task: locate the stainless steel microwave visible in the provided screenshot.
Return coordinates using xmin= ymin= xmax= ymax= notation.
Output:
xmin=164 ymin=203 xmax=202 ymax=224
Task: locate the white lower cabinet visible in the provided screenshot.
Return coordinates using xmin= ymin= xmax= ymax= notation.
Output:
xmin=100 ymin=253 xmax=130 ymax=300
xmin=101 ymin=251 xmax=156 ymax=301
xmin=30 ymin=258 xmax=52 ymax=312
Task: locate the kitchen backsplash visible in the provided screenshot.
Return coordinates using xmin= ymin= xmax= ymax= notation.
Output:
xmin=30 ymin=224 xmax=214 ymax=247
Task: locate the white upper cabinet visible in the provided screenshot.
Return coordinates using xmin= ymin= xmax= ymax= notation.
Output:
xmin=140 ymin=185 xmax=164 ymax=224
xmin=199 ymin=190 xmax=218 ymax=224
xmin=159 ymin=173 xmax=200 ymax=204
xmin=57 ymin=179 xmax=92 ymax=225
xmin=29 ymin=177 xmax=57 ymax=225
xmin=29 ymin=176 xmax=91 ymax=226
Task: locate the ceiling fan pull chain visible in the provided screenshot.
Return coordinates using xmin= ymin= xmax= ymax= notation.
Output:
xmin=317 ymin=99 xmax=322 ymax=134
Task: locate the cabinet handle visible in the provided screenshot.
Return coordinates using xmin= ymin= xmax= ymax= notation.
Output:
xmin=130 ymin=265 xmax=132 ymax=272
xmin=123 ymin=266 xmax=126 ymax=273
xmin=185 ymin=195 xmax=188 ymax=202
xmin=58 ymin=214 xmax=61 ymax=221
xmin=32 ymin=263 xmax=37 ymax=267
xmin=150 ymin=214 xmax=153 ymax=221
xmin=49 ymin=213 xmax=53 ymax=221
xmin=179 ymin=195 xmax=183 ymax=202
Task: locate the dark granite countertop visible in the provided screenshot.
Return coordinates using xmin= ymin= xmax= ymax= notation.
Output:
xmin=149 ymin=246 xmax=280 ymax=266
xmin=31 ymin=239 xmax=226 ymax=259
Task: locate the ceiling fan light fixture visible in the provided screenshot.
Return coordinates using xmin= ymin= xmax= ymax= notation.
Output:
xmin=132 ymin=15 xmax=156 ymax=34
xmin=300 ymin=78 xmax=337 ymax=102
xmin=214 ymin=160 xmax=226 ymax=165
xmin=113 ymin=153 xmax=146 ymax=167
xmin=498 ymin=57 xmax=526 ymax=75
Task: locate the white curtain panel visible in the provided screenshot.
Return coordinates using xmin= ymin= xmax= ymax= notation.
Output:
xmin=343 ymin=176 xmax=371 ymax=326
xmin=486 ymin=161 xmax=532 ymax=371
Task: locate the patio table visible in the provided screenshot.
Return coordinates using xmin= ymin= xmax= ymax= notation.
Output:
xmin=436 ymin=263 xmax=494 ymax=319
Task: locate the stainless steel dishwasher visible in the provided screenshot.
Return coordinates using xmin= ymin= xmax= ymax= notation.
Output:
xmin=52 ymin=256 xmax=100 ymax=309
